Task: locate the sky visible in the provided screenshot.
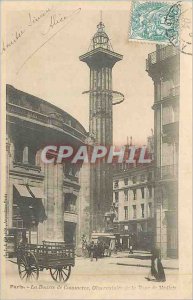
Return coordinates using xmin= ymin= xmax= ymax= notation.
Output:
xmin=3 ymin=2 xmax=155 ymax=146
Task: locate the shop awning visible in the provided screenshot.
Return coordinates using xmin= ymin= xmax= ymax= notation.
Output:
xmin=29 ymin=186 xmax=44 ymax=199
xmin=14 ymin=185 xmax=47 ymax=225
xmin=14 ymin=184 xmax=32 ymax=198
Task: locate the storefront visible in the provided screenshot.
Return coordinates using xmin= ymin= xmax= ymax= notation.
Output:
xmin=11 ymin=184 xmax=47 ymax=244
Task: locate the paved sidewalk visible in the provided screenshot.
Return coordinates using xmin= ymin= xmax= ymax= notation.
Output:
xmin=111 ymin=251 xmax=178 ymax=268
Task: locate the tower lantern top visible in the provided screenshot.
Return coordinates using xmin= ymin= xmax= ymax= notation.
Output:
xmin=91 ymin=21 xmax=112 ymax=51
xmin=80 ymin=17 xmax=123 ymax=69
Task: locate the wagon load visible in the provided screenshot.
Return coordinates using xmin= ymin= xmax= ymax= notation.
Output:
xmin=17 ymin=241 xmax=75 ymax=282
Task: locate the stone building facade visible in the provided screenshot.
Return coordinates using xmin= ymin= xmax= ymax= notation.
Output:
xmin=113 ymin=160 xmax=154 ymax=251
xmin=6 ymin=84 xmax=87 ymax=245
xmin=146 ymin=45 xmax=179 ymax=258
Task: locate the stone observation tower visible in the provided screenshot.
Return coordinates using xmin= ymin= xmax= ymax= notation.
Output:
xmin=79 ymin=19 xmax=123 ymax=232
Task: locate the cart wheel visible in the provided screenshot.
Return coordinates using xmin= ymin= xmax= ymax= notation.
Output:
xmin=50 ymin=266 xmax=71 ymax=282
xmin=18 ymin=252 xmax=39 ymax=281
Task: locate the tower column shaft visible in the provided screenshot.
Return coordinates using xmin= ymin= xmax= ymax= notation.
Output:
xmin=79 ymin=22 xmax=123 ymax=233
xmin=89 ymin=67 xmax=112 ymax=145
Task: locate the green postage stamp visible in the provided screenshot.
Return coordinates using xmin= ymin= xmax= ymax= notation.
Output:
xmin=129 ymin=1 xmax=181 ymax=44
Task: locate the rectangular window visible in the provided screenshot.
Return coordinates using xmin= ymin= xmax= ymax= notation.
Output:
xmin=29 ymin=148 xmax=37 ymax=165
xmin=124 ymin=206 xmax=128 ymax=220
xmin=148 ymin=202 xmax=152 ymax=218
xmin=124 ymin=178 xmax=128 ymax=185
xmin=148 ymin=172 xmax=152 ymax=181
xmin=140 ymin=174 xmax=145 ymax=182
xmin=114 ymin=180 xmax=119 ymax=188
xmin=141 ymin=187 xmax=145 ymax=199
xmin=132 ymin=205 xmax=136 ymax=219
xmin=115 ymin=191 xmax=119 ymax=202
xmin=173 ymin=105 xmax=179 ymax=122
xmin=64 ymin=196 xmax=76 ymax=213
xmin=124 ymin=190 xmax=128 ymax=201
xmin=141 ymin=204 xmax=145 ymax=218
xmin=148 ymin=186 xmax=152 ymax=198
xmin=12 ymin=204 xmax=24 ymax=228
xmin=12 ymin=219 xmax=24 ymax=228
xmin=132 ymin=176 xmax=137 ymax=184
xmin=14 ymin=144 xmax=23 ymax=163
xmin=133 ymin=189 xmax=137 ymax=200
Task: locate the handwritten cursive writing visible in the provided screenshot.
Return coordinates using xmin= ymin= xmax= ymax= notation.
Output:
xmin=1 ymin=8 xmax=51 ymax=55
xmin=16 ymin=8 xmax=81 ymax=74
xmin=41 ymin=9 xmax=81 ymax=35
xmin=1 ymin=29 xmax=25 ymax=54
xmin=42 ymin=14 xmax=68 ymax=35
xmin=28 ymin=8 xmax=51 ymax=27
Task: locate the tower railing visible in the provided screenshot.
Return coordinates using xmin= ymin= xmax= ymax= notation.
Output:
xmin=82 ymin=90 xmax=124 ymax=106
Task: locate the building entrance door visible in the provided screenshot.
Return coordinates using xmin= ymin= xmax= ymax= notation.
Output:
xmin=64 ymin=222 xmax=76 ymax=244
xmin=122 ymin=236 xmax=129 ymax=250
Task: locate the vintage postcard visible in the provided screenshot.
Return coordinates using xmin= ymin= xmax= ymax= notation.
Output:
xmin=0 ymin=0 xmax=192 ymax=299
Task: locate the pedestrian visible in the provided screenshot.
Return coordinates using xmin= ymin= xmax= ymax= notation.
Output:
xmin=94 ymin=242 xmax=98 ymax=261
xmin=129 ymin=233 xmax=134 ymax=254
xmin=90 ymin=241 xmax=95 ymax=261
xmin=129 ymin=244 xmax=133 ymax=254
xmin=157 ymin=256 xmax=166 ymax=282
xmin=114 ymin=241 xmax=118 ymax=254
xmin=129 ymin=235 xmax=134 ymax=254
xmin=145 ymin=247 xmax=166 ymax=282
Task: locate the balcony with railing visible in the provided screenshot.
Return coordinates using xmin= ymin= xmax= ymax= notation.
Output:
xmin=156 ymin=165 xmax=178 ymax=180
xmin=146 ymin=45 xmax=179 ymax=72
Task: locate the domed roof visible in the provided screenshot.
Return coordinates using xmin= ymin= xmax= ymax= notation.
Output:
xmin=93 ymin=30 xmax=109 ymax=38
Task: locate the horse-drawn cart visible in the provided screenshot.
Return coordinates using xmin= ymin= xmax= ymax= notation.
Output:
xmin=16 ymin=241 xmax=75 ymax=282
